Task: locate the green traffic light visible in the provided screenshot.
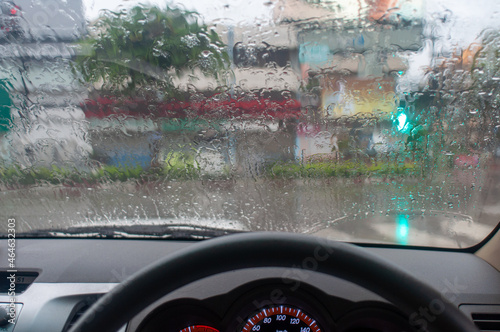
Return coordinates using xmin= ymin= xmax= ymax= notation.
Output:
xmin=397 ymin=112 xmax=408 ymax=131
xmin=393 ymin=108 xmax=412 ymax=133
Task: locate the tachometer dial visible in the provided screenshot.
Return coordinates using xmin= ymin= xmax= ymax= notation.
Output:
xmin=179 ymin=325 xmax=219 ymax=332
xmin=241 ymin=306 xmax=321 ymax=332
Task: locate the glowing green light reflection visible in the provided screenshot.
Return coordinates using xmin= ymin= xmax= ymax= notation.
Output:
xmin=396 ymin=215 xmax=410 ymax=245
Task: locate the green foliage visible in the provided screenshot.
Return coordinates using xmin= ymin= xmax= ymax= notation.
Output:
xmin=0 ymin=165 xmax=85 ymax=186
xmin=164 ymin=151 xmax=200 ymax=178
xmin=267 ymin=161 xmax=419 ymax=179
xmin=0 ymin=158 xmax=205 ymax=188
xmin=76 ymin=4 xmax=229 ymax=96
xmin=96 ymin=165 xmax=144 ymax=182
xmin=0 ymin=158 xmax=421 ymax=188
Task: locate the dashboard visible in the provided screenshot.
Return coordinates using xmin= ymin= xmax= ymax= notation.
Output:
xmin=0 ymin=238 xmax=500 ymax=332
xmin=135 ymin=279 xmax=413 ymax=332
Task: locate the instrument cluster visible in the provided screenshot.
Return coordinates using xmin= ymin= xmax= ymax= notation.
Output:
xmin=137 ymin=279 xmax=414 ymax=332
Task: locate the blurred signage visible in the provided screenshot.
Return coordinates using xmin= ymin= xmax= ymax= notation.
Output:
xmin=299 ymin=43 xmax=330 ymax=65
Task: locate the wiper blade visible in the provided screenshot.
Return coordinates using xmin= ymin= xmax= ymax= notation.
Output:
xmin=10 ymin=223 xmax=247 ymax=240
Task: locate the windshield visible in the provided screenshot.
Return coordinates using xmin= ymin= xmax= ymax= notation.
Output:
xmin=0 ymin=0 xmax=499 ymax=248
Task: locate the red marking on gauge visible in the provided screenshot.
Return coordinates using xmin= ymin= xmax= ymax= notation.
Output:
xmin=241 ymin=306 xmax=321 ymax=332
xmin=179 ymin=325 xmax=219 ymax=332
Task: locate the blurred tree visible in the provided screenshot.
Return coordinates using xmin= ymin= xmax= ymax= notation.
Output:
xmin=76 ymin=5 xmax=229 ymax=97
xmin=452 ymin=30 xmax=500 ymax=152
xmin=469 ymin=31 xmax=500 ymax=113
xmin=420 ymin=30 xmax=500 ymax=155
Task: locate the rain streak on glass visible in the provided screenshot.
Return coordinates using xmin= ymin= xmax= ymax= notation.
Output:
xmin=0 ymin=0 xmax=499 ymax=248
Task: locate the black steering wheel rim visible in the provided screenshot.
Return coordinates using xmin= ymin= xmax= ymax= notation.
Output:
xmin=68 ymin=232 xmax=479 ymax=332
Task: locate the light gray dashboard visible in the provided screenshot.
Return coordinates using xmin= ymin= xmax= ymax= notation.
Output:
xmin=0 ymin=238 xmax=499 ymax=332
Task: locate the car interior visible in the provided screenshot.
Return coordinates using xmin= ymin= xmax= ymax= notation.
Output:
xmin=1 ymin=0 xmax=500 ymax=332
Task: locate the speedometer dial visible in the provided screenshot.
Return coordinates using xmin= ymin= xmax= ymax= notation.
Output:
xmin=241 ymin=306 xmax=322 ymax=332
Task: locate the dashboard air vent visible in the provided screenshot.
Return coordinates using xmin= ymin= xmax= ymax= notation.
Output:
xmin=63 ymin=302 xmax=90 ymax=332
xmin=460 ymin=305 xmax=500 ymax=332
xmin=63 ymin=296 xmax=100 ymax=332
xmin=472 ymin=312 xmax=500 ymax=331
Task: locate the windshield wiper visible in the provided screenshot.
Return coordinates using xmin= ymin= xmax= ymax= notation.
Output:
xmin=10 ymin=223 xmax=248 ymax=240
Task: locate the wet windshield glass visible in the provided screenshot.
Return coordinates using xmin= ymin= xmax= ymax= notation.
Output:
xmin=0 ymin=0 xmax=499 ymax=247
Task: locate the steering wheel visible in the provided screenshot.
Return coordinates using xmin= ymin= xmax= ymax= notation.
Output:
xmin=68 ymin=232 xmax=479 ymax=332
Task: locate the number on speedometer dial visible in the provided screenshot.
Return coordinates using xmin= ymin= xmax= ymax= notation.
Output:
xmin=241 ymin=306 xmax=321 ymax=332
